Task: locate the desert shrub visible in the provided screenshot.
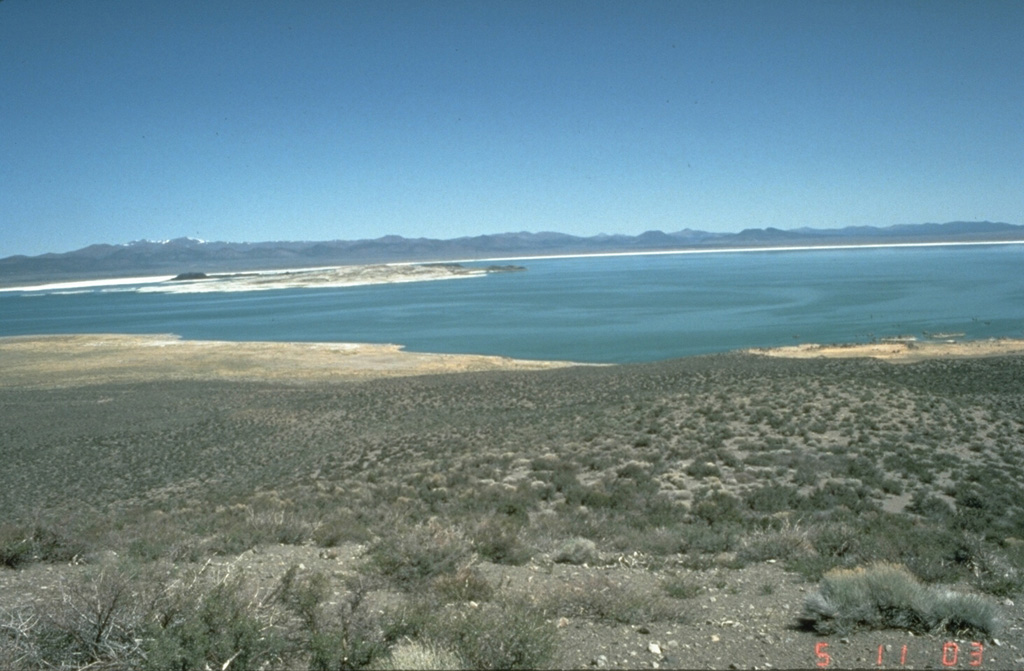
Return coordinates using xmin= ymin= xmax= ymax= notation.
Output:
xmin=367 ymin=520 xmax=474 ymax=590
xmin=143 ymin=572 xmax=281 ymax=671
xmin=547 ymin=461 xmax=581 ymax=495
xmin=803 ymin=481 xmax=879 ymax=514
xmin=29 ymin=562 xmax=150 ymax=669
xmin=276 ymin=564 xmax=333 ymax=633
xmin=125 ymin=516 xmax=206 ymax=563
xmin=471 ymin=516 xmax=532 ymax=566
xmin=538 ymin=573 xmax=687 ymax=625
xmin=744 ymin=484 xmax=801 ymax=513
xmin=661 ymin=572 xmax=702 ymax=599
xmin=274 ymin=568 xmax=392 ymax=670
xmin=475 ymin=484 xmax=537 ymax=525
xmin=552 ymin=537 xmax=599 ymax=565
xmin=880 ymin=478 xmax=904 ymax=495
xmin=958 ymin=540 xmax=1024 ymax=597
xmin=609 ymin=523 xmax=688 ymax=556
xmin=845 ymin=456 xmax=885 ymax=488
xmin=682 ymin=521 xmax=741 ymax=555
xmin=685 ymin=461 xmax=721 ymax=479
xmin=425 ymin=599 xmax=556 ymax=670
xmin=369 ymin=640 xmax=464 ymax=670
xmin=431 ymin=564 xmax=495 ymax=603
xmin=809 ymin=521 xmax=860 ymax=562
xmin=0 ymin=523 xmax=88 ymax=568
xmin=306 ymin=620 xmax=388 ymax=671
xmin=0 ymin=525 xmax=32 ymax=569
xmin=953 ymin=488 xmax=998 ymax=535
xmin=801 ymin=562 xmax=1002 ymax=638
xmin=738 ymin=522 xmax=814 ymax=563
xmin=3 ymin=560 xmax=282 ymax=671
xmin=605 ymin=471 xmax=659 ymax=511
xmin=691 ymin=491 xmax=744 ymax=526
xmin=313 ymin=508 xmax=373 ymax=547
xmin=907 ymin=490 xmax=954 ymax=521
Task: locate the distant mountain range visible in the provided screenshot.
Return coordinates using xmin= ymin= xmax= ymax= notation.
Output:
xmin=2 ymin=221 xmax=1022 ymax=287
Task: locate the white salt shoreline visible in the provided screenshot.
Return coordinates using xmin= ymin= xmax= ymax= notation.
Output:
xmin=2 ymin=239 xmax=1021 ymax=293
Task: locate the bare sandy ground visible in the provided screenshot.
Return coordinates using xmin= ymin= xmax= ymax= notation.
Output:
xmin=748 ymin=338 xmax=1024 ymax=362
xmin=0 ymin=334 xmax=579 ymax=388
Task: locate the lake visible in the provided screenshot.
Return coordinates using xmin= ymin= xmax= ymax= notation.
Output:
xmin=2 ymin=245 xmax=1021 ymax=363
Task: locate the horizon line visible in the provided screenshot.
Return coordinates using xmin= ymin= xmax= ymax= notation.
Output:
xmin=439 ymin=238 xmax=1024 ymax=264
xmin=3 ymin=239 xmax=1022 ymax=293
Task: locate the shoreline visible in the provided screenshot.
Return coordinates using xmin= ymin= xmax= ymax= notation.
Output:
xmin=747 ymin=337 xmax=1024 ymax=362
xmin=4 ymin=334 xmax=1024 ymax=389
xmin=2 ymin=239 xmax=1021 ymax=293
xmin=0 ymin=334 xmax=583 ymax=388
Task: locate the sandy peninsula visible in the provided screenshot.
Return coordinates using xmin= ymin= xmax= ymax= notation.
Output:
xmin=748 ymin=337 xmax=1024 ymax=362
xmin=0 ymin=334 xmax=578 ymax=388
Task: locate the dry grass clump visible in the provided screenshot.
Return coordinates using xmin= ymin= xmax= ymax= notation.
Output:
xmin=801 ymin=562 xmax=1002 ymax=638
xmin=369 ymin=640 xmax=464 ymax=670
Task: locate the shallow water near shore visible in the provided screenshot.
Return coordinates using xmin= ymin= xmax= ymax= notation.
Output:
xmin=2 ymin=245 xmax=1022 ymax=363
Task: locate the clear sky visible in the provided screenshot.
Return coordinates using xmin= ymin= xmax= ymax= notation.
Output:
xmin=2 ymin=0 xmax=1022 ymax=258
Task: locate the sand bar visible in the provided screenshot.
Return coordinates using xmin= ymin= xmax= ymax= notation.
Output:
xmin=748 ymin=338 xmax=1024 ymax=363
xmin=0 ymin=334 xmax=579 ymax=388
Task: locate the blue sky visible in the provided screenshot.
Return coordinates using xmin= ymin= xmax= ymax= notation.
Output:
xmin=2 ymin=0 xmax=1022 ymax=258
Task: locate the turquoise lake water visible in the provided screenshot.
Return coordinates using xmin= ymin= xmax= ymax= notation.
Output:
xmin=2 ymin=245 xmax=1022 ymax=363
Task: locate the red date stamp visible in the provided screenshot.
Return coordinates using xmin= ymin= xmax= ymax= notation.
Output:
xmin=815 ymin=640 xmax=985 ymax=667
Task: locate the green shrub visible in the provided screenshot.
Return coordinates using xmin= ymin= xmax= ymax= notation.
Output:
xmin=907 ymin=490 xmax=954 ymax=521
xmin=0 ymin=525 xmax=32 ymax=569
xmin=691 ymin=491 xmax=744 ymax=526
xmin=367 ymin=520 xmax=475 ymax=590
xmin=313 ymin=508 xmax=373 ymax=547
xmin=471 ymin=517 xmax=532 ymax=566
xmin=426 ymin=599 xmax=557 ymax=670
xmin=685 ymin=461 xmax=721 ymax=479
xmin=744 ymin=484 xmax=800 ymax=513
xmin=431 ymin=564 xmax=495 ymax=603
xmin=275 ymin=564 xmax=332 ymax=633
xmin=682 ymin=521 xmax=741 ymax=554
xmin=304 ymin=575 xmax=392 ymax=671
xmin=552 ymin=537 xmax=599 ymax=565
xmin=738 ymin=522 xmax=814 ymax=563
xmin=144 ymin=573 xmax=279 ymax=671
xmin=539 ymin=573 xmax=687 ymax=625
xmin=661 ymin=572 xmax=702 ymax=599
xmin=0 ymin=523 xmax=88 ymax=568
xmin=4 ymin=560 xmax=283 ymax=671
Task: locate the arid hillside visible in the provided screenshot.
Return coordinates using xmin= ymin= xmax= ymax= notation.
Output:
xmin=2 ymin=338 xmax=1023 ymax=669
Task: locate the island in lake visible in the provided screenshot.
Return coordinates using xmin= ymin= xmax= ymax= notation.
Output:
xmin=153 ymin=262 xmax=524 ymax=293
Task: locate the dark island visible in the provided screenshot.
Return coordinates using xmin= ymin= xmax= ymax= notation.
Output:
xmin=168 ymin=271 xmax=209 ymax=281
